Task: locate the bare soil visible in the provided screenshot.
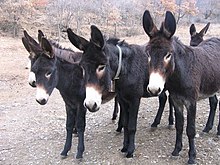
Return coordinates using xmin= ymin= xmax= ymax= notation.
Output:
xmin=1 ymin=25 xmax=220 ymax=165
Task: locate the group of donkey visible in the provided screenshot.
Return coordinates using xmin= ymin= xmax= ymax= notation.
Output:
xmin=22 ymin=10 xmax=220 ymax=164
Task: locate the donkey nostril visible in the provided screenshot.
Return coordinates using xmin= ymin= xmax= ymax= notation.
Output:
xmin=84 ymin=102 xmax=99 ymax=112
xmin=36 ymin=98 xmax=47 ymax=105
xmin=33 ymin=81 xmax=36 ymax=87
xmin=158 ymin=88 xmax=161 ymax=93
xmin=147 ymin=86 xmax=151 ymax=93
xmin=92 ymin=103 xmax=97 ymax=110
xmin=29 ymin=82 xmax=36 ymax=88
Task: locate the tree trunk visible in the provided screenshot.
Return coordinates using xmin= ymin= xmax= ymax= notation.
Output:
xmin=58 ymin=24 xmax=61 ymax=42
xmin=114 ymin=23 xmax=117 ymax=37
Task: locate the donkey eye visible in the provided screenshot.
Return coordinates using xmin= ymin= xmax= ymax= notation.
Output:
xmin=45 ymin=72 xmax=52 ymax=79
xmin=97 ymin=65 xmax=106 ymax=72
xmin=80 ymin=66 xmax=85 ymax=78
xmin=146 ymin=51 xmax=151 ymax=62
xmin=164 ymin=52 xmax=172 ymax=63
xmin=148 ymin=56 xmax=151 ymax=63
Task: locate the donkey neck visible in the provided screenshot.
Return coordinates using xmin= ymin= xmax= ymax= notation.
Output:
xmin=54 ymin=57 xmax=84 ymax=99
xmin=51 ymin=43 xmax=82 ymax=64
xmin=107 ymin=44 xmax=130 ymax=80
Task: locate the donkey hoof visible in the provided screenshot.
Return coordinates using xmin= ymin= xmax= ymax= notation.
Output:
xmin=170 ymin=155 xmax=179 ymax=160
xmin=167 ymin=125 xmax=175 ymax=130
xmin=60 ymin=154 xmax=68 ymax=159
xmin=151 ymin=123 xmax=158 ymax=128
xmin=121 ymin=147 xmax=127 ymax=153
xmin=112 ymin=116 xmax=117 ymax=120
xmin=187 ymin=159 xmax=196 ymax=165
xmin=76 ymin=154 xmax=83 ymax=159
xmin=202 ymin=129 xmax=210 ymax=133
xmin=116 ymin=128 xmax=122 ymax=133
xmin=126 ymin=153 xmax=133 ymax=158
xmin=171 ymin=150 xmax=180 ymax=157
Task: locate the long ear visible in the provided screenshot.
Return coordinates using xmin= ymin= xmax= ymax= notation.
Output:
xmin=38 ymin=30 xmax=45 ymax=45
xmin=162 ymin=11 xmax=176 ymax=39
xmin=199 ymin=22 xmax=210 ymax=36
xmin=22 ymin=37 xmax=31 ymax=53
xmin=67 ymin=28 xmax=89 ymax=51
xmin=22 ymin=36 xmax=41 ymax=59
xmin=90 ymin=25 xmax=105 ymax=49
xmin=142 ymin=10 xmax=158 ymax=38
xmin=189 ymin=24 xmax=196 ymax=36
xmin=23 ymin=30 xmax=39 ymax=46
xmin=41 ymin=37 xmax=54 ymax=58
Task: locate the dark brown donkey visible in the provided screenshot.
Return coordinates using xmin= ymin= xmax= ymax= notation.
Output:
xmin=22 ymin=32 xmax=86 ymax=159
xmin=67 ymin=25 xmax=150 ymax=158
xmin=153 ymin=22 xmax=218 ymax=133
xmin=189 ymin=23 xmax=219 ymax=133
xmin=143 ymin=10 xmax=220 ymax=164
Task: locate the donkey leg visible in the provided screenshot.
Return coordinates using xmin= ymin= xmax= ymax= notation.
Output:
xmin=186 ymin=102 xmax=197 ymax=164
xmin=203 ymin=95 xmax=218 ymax=133
xmin=116 ymin=107 xmax=123 ymax=132
xmin=75 ymin=106 xmax=86 ymax=159
xmin=151 ymin=91 xmax=167 ymax=127
xmin=126 ymin=98 xmax=140 ymax=158
xmin=61 ymin=108 xmax=75 ymax=157
xmin=72 ymin=115 xmax=78 ymax=136
xmin=217 ymin=101 xmax=220 ymax=136
xmin=112 ymin=96 xmax=119 ymax=120
xmin=168 ymin=95 xmax=174 ymax=126
xmin=171 ymin=101 xmax=184 ymax=157
xmin=120 ymin=102 xmax=129 ymax=152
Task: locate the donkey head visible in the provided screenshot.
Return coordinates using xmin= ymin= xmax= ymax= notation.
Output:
xmin=67 ymin=25 xmax=110 ymax=112
xmin=189 ymin=22 xmax=210 ymax=46
xmin=143 ymin=10 xmax=176 ymax=96
xmin=22 ymin=32 xmax=58 ymax=105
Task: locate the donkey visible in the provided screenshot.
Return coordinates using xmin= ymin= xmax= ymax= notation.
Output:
xmin=67 ymin=25 xmax=152 ymax=158
xmin=143 ymin=10 xmax=220 ymax=164
xmin=152 ymin=22 xmax=217 ymax=132
xmin=189 ymin=23 xmax=219 ymax=133
xmin=38 ymin=30 xmax=121 ymax=126
xmin=22 ymin=33 xmax=87 ymax=159
xmin=23 ymin=30 xmax=81 ymax=135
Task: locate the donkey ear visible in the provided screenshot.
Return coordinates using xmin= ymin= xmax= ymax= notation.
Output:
xmin=162 ymin=11 xmax=176 ymax=39
xmin=23 ymin=30 xmax=39 ymax=46
xmin=67 ymin=28 xmax=89 ymax=51
xmin=199 ymin=22 xmax=210 ymax=36
xmin=142 ymin=10 xmax=158 ymax=38
xmin=189 ymin=24 xmax=196 ymax=36
xmin=38 ymin=30 xmax=45 ymax=45
xmin=22 ymin=37 xmax=31 ymax=53
xmin=91 ymin=25 xmax=105 ymax=49
xmin=41 ymin=37 xmax=54 ymax=58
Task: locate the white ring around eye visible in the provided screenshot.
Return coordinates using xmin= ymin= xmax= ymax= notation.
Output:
xmin=96 ymin=65 xmax=106 ymax=79
xmin=97 ymin=65 xmax=106 ymax=72
xmin=164 ymin=52 xmax=172 ymax=63
xmin=45 ymin=72 xmax=52 ymax=79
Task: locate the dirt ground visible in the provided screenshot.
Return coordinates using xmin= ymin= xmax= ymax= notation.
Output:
xmin=1 ymin=25 xmax=220 ymax=165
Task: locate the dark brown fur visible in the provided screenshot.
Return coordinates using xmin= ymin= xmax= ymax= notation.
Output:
xmin=143 ymin=10 xmax=220 ymax=164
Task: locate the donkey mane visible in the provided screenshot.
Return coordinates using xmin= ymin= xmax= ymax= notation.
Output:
xmin=107 ymin=37 xmax=128 ymax=47
xmin=49 ymin=40 xmax=73 ymax=51
xmin=172 ymin=37 xmax=194 ymax=55
xmin=47 ymin=40 xmax=82 ymax=64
